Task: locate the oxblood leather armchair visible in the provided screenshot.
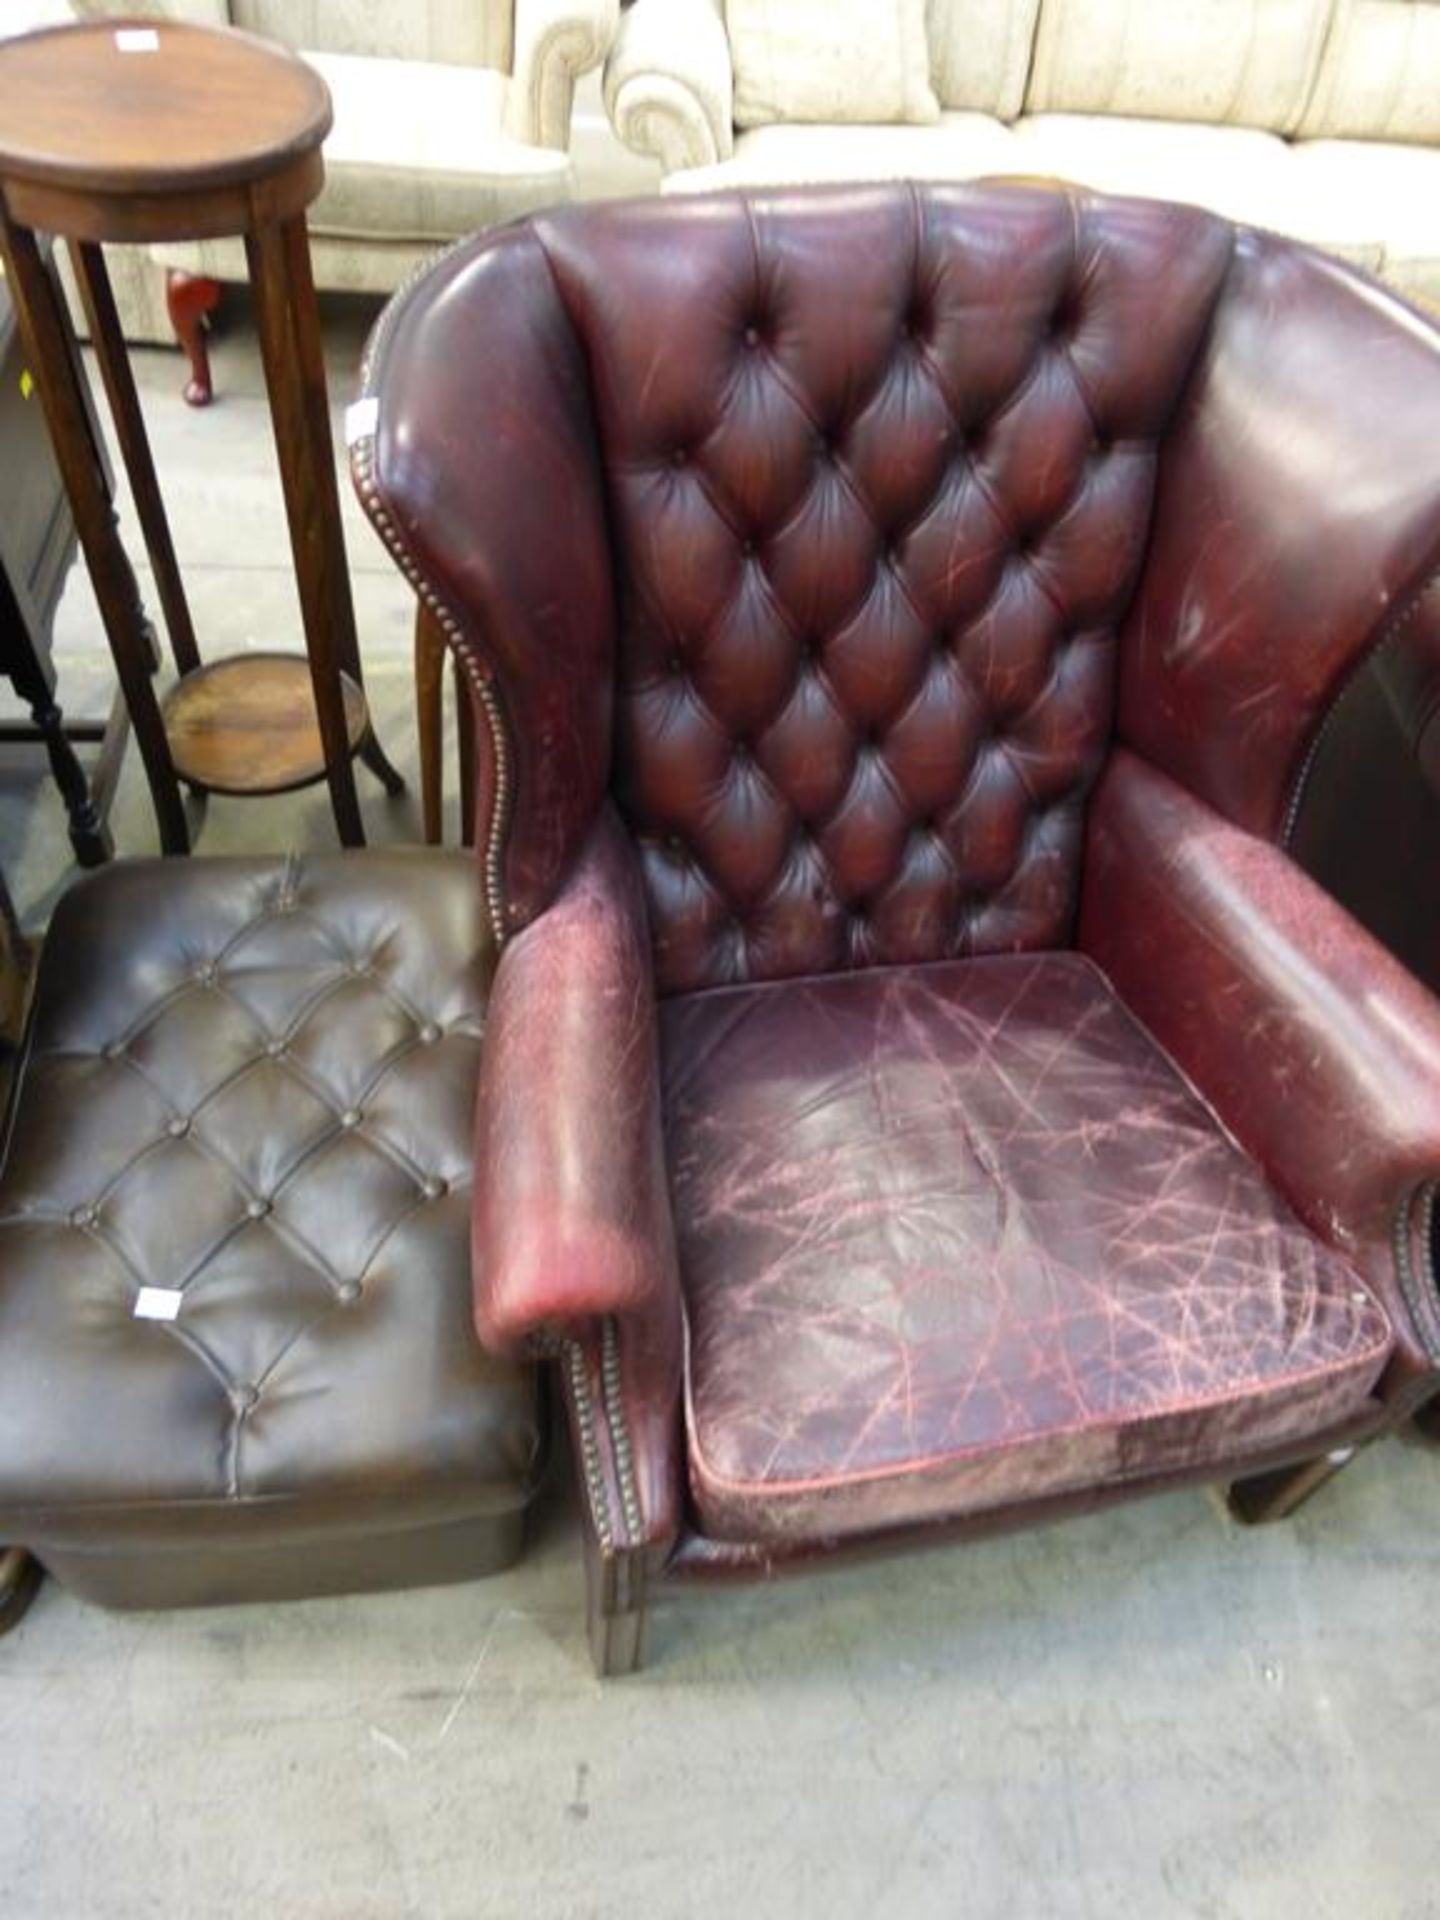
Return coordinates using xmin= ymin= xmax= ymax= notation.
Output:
xmin=353 ymin=183 xmax=1440 ymax=1673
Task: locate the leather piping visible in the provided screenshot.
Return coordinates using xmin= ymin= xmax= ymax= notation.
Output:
xmin=566 ymin=1338 xmax=618 ymax=1552
xmin=1395 ymin=1181 xmax=1440 ymax=1367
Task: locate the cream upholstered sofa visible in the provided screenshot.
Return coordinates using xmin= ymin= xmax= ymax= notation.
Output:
xmin=605 ymin=0 xmax=1440 ymax=306
xmin=70 ymin=0 xmax=616 ymax=355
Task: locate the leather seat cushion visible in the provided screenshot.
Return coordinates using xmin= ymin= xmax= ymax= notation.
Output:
xmin=661 ymin=954 xmax=1391 ymax=1545
xmin=0 ymin=853 xmax=543 ymax=1603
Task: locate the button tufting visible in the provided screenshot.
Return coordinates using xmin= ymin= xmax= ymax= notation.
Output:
xmin=195 ymin=964 xmax=217 ymax=987
xmin=265 ymin=1038 xmax=286 ymax=1057
xmin=741 ymin=538 xmax=757 ymax=559
xmin=349 ymin=959 xmax=369 ymax=977
xmin=421 ymin=1176 xmax=447 ymax=1201
xmin=337 ymin=1280 xmax=363 ymax=1305
xmin=167 ymin=1117 xmax=190 ymax=1139
xmin=69 ymin=1205 xmax=95 ymax=1229
xmin=340 ymin=1108 xmax=361 ymax=1129
xmin=246 ymin=1198 xmax=271 ymax=1220
xmin=101 ymin=1041 xmax=125 ymax=1061
xmin=666 ymin=653 xmax=683 ymax=674
xmin=418 ymin=1023 xmax=441 ymax=1046
xmin=670 ymin=448 xmax=688 ymax=468
xmin=743 ymin=324 xmax=761 ymax=348
xmin=230 ymin=1384 xmax=259 ymax=1414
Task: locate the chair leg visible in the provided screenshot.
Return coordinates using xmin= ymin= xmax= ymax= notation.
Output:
xmin=414 ymin=603 xmax=445 ymax=844
xmin=1225 ymin=1448 xmax=1356 ymax=1525
xmin=584 ymin=1529 xmax=648 ymax=1678
xmin=0 ymin=1547 xmax=41 ymax=1637
xmin=165 ymin=269 xmax=219 ymax=408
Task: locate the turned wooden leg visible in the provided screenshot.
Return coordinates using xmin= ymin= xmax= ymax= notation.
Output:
xmin=166 ymin=269 xmax=219 ymax=408
xmin=0 ymin=1548 xmax=41 ymax=1637
xmin=415 ymin=603 xmax=445 ymax=844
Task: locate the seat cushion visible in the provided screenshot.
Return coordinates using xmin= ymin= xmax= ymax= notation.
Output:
xmin=664 ymin=111 xmax=1025 ymax=192
xmin=305 ymin=51 xmax=572 ymax=243
xmin=0 ymin=852 xmax=543 ymax=1607
xmin=661 ymin=954 xmax=1391 ymax=1545
xmin=1010 ymin=116 xmax=1388 ymax=275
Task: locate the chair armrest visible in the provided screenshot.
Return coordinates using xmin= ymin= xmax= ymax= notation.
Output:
xmin=602 ymin=0 xmax=733 ymax=174
xmin=473 ymin=803 xmax=680 ymax=1354
xmin=69 ymin=0 xmax=230 ymax=21
xmin=473 ymin=805 xmax=683 ymax=1557
xmin=508 ymin=0 xmax=619 ymax=149
xmin=1080 ymin=750 xmax=1440 ymax=1380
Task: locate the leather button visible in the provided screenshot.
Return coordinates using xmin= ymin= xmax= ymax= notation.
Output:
xmin=265 ymin=1038 xmax=286 ymax=1057
xmin=418 ymin=1023 xmax=441 ymax=1046
xmin=666 ymin=654 xmax=683 ymax=675
xmin=340 ymin=1109 xmax=361 ymax=1129
xmin=167 ymin=1117 xmax=190 ymax=1139
xmin=337 ymin=1280 xmax=363 ymax=1305
xmin=69 ymin=1205 xmax=95 ymax=1229
xmin=196 ymin=964 xmax=216 ymax=987
xmin=229 ymin=1384 xmax=259 ymax=1414
xmin=246 ymin=1198 xmax=271 ymax=1221
xmin=743 ymin=325 xmax=762 ymax=348
xmin=670 ymin=448 xmax=688 ymax=468
xmin=349 ymin=960 xmax=369 ymax=978
xmin=421 ymin=1176 xmax=446 ymax=1201
xmin=101 ymin=1041 xmax=125 ymax=1062
xmin=741 ymin=539 xmax=757 ymax=559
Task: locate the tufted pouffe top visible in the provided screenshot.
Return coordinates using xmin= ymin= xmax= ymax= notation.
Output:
xmin=0 ymin=851 xmax=543 ymax=1608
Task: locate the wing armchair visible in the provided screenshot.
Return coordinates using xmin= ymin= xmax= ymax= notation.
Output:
xmin=355 ymin=182 xmax=1440 ymax=1673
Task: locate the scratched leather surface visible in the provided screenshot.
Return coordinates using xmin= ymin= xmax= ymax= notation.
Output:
xmin=662 ymin=955 xmax=1390 ymax=1542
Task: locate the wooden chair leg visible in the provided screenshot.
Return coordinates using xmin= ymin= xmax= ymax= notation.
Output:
xmin=453 ymin=653 xmax=476 ymax=849
xmin=0 ymin=1547 xmax=41 ymax=1637
xmin=414 ymin=603 xmax=445 ymax=844
xmin=165 ymin=269 xmax=219 ymax=408
xmin=1226 ymin=1448 xmax=1356 ymax=1525
xmin=584 ymin=1529 xmax=648 ymax=1678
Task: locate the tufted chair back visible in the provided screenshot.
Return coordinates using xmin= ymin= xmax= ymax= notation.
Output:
xmin=355 ymin=183 xmax=1440 ymax=993
xmin=537 ymin=191 xmax=1232 ymax=990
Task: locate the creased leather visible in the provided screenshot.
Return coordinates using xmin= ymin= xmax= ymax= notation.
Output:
xmin=1080 ymin=751 xmax=1440 ymax=1375
xmin=0 ymin=852 xmax=542 ymax=1550
xmin=1120 ymin=228 xmax=1440 ymax=839
xmin=538 ymin=184 xmax=1234 ymax=992
xmin=662 ymin=953 xmax=1389 ymax=1544
xmin=472 ymin=806 xmax=683 ymax=1545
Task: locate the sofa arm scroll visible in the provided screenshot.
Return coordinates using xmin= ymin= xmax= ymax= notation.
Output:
xmin=509 ymin=0 xmax=619 ymax=149
xmin=1081 ymin=750 xmax=1440 ymax=1379
xmin=603 ymin=0 xmax=733 ymax=174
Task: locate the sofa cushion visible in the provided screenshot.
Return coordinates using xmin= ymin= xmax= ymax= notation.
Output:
xmin=1011 ymin=116 xmax=1387 ymax=273
xmin=662 ymin=954 xmax=1390 ymax=1545
xmin=0 ymin=853 xmax=544 ymax=1603
xmin=1287 ymin=138 xmax=1440 ymax=304
xmin=665 ymin=111 xmax=1025 ymax=190
xmin=926 ymin=0 xmax=1041 ymax=118
xmin=1026 ymin=0 xmax=1333 ymax=135
xmin=727 ymin=0 xmax=940 ymax=128
xmin=1298 ymin=0 xmax=1440 ymax=143
xmin=305 ymin=50 xmax=571 ymax=243
xmin=232 ymin=0 xmax=514 ymax=72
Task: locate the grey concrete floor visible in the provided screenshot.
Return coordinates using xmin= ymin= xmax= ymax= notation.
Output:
xmin=2 ymin=303 xmax=1440 ymax=1920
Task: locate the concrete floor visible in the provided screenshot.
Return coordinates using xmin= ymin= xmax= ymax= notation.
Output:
xmin=2 ymin=307 xmax=1440 ymax=1920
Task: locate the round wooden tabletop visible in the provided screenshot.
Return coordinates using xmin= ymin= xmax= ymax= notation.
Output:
xmin=0 ymin=20 xmax=330 ymax=198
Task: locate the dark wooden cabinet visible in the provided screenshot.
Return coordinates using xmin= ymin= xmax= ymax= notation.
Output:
xmin=0 ymin=258 xmax=119 ymax=867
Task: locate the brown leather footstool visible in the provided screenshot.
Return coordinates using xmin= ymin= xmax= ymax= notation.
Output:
xmin=0 ymin=851 xmax=544 ymax=1609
